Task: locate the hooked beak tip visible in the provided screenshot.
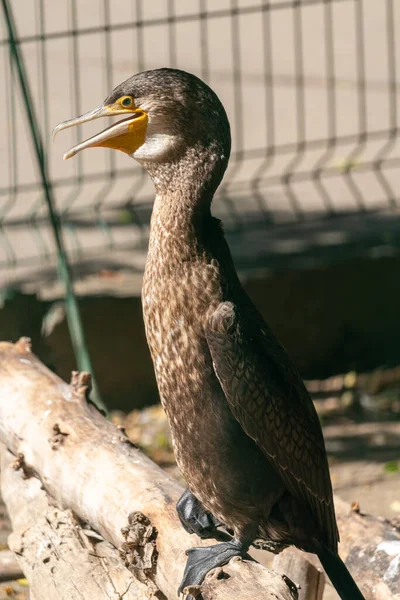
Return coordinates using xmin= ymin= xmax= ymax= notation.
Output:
xmin=52 ymin=104 xmax=106 ymax=146
xmin=52 ymin=123 xmax=67 ymax=143
xmin=63 ymin=149 xmax=75 ymax=160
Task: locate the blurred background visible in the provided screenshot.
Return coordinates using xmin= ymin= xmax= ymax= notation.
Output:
xmin=1 ymin=1 xmax=400 ymax=597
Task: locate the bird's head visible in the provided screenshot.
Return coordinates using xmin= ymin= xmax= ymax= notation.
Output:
xmin=53 ymin=69 xmax=231 ymax=182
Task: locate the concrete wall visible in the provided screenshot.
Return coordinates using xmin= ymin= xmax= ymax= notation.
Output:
xmin=1 ymin=254 xmax=399 ymax=411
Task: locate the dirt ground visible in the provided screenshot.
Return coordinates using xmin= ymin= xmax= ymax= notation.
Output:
xmin=0 ymin=406 xmax=399 ymax=600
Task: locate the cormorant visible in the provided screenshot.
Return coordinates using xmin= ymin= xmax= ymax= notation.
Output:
xmin=54 ymin=68 xmax=365 ymax=600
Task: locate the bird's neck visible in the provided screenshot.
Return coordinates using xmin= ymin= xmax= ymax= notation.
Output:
xmin=148 ymin=189 xmax=211 ymax=262
xmin=145 ymin=142 xmax=228 ymax=256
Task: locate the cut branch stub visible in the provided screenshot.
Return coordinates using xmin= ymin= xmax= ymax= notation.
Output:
xmin=14 ymin=337 xmax=32 ymax=354
xmin=120 ymin=511 xmax=158 ymax=586
xmin=70 ymin=370 xmax=92 ymax=403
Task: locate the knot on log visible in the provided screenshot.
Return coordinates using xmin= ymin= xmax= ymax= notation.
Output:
xmin=182 ymin=584 xmax=202 ymax=597
xmin=116 ymin=425 xmax=138 ymax=448
xmin=14 ymin=337 xmax=32 ymax=354
xmin=11 ymin=453 xmax=32 ymax=479
xmin=120 ymin=512 xmax=158 ymax=587
xmin=70 ymin=371 xmax=92 ymax=403
xmin=49 ymin=423 xmax=69 ymax=450
xmin=12 ymin=453 xmax=25 ymax=472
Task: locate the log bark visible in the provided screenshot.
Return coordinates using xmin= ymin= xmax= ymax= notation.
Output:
xmin=0 ymin=448 xmax=147 ymax=600
xmin=0 ymin=340 xmax=296 ymax=600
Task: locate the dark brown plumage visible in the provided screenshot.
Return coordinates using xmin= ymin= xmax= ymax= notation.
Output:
xmin=137 ymin=71 xmax=363 ymax=599
xmin=54 ymin=68 xmax=365 ymax=600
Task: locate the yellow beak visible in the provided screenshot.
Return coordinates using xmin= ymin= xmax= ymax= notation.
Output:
xmin=53 ymin=102 xmax=148 ymax=160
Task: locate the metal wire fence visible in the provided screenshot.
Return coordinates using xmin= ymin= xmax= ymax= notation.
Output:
xmin=1 ymin=0 xmax=400 ymax=288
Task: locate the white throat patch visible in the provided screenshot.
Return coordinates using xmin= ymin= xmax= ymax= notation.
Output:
xmin=131 ymin=120 xmax=177 ymax=162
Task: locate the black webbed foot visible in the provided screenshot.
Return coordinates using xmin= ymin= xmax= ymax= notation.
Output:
xmin=178 ymin=539 xmax=248 ymax=596
xmin=176 ymin=489 xmax=221 ymax=539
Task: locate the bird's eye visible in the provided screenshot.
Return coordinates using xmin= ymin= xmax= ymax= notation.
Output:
xmin=121 ymin=97 xmax=133 ymax=107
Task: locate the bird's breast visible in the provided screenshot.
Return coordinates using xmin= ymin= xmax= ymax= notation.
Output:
xmin=142 ymin=257 xmax=222 ymax=408
xmin=142 ymin=266 xmax=225 ymax=485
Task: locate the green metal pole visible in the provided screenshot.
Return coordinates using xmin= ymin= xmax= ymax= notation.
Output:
xmin=1 ymin=0 xmax=106 ymax=412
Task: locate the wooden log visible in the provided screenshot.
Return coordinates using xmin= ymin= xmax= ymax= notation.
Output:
xmin=0 ymin=339 xmax=296 ymax=600
xmin=0 ymin=448 xmax=146 ymax=600
xmin=273 ymin=548 xmax=324 ymax=600
xmin=294 ymin=500 xmax=400 ymax=599
xmin=333 ymin=499 xmax=400 ymax=600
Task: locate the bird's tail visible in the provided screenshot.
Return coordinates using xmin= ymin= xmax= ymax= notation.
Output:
xmin=317 ymin=546 xmax=365 ymax=600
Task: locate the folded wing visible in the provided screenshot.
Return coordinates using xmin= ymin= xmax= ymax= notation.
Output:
xmin=205 ymin=301 xmax=338 ymax=551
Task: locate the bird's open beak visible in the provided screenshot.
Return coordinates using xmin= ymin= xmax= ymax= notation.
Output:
xmin=53 ymin=102 xmax=148 ymax=160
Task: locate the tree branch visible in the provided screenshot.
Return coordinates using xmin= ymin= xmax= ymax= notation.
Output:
xmin=0 ymin=340 xmax=296 ymax=600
